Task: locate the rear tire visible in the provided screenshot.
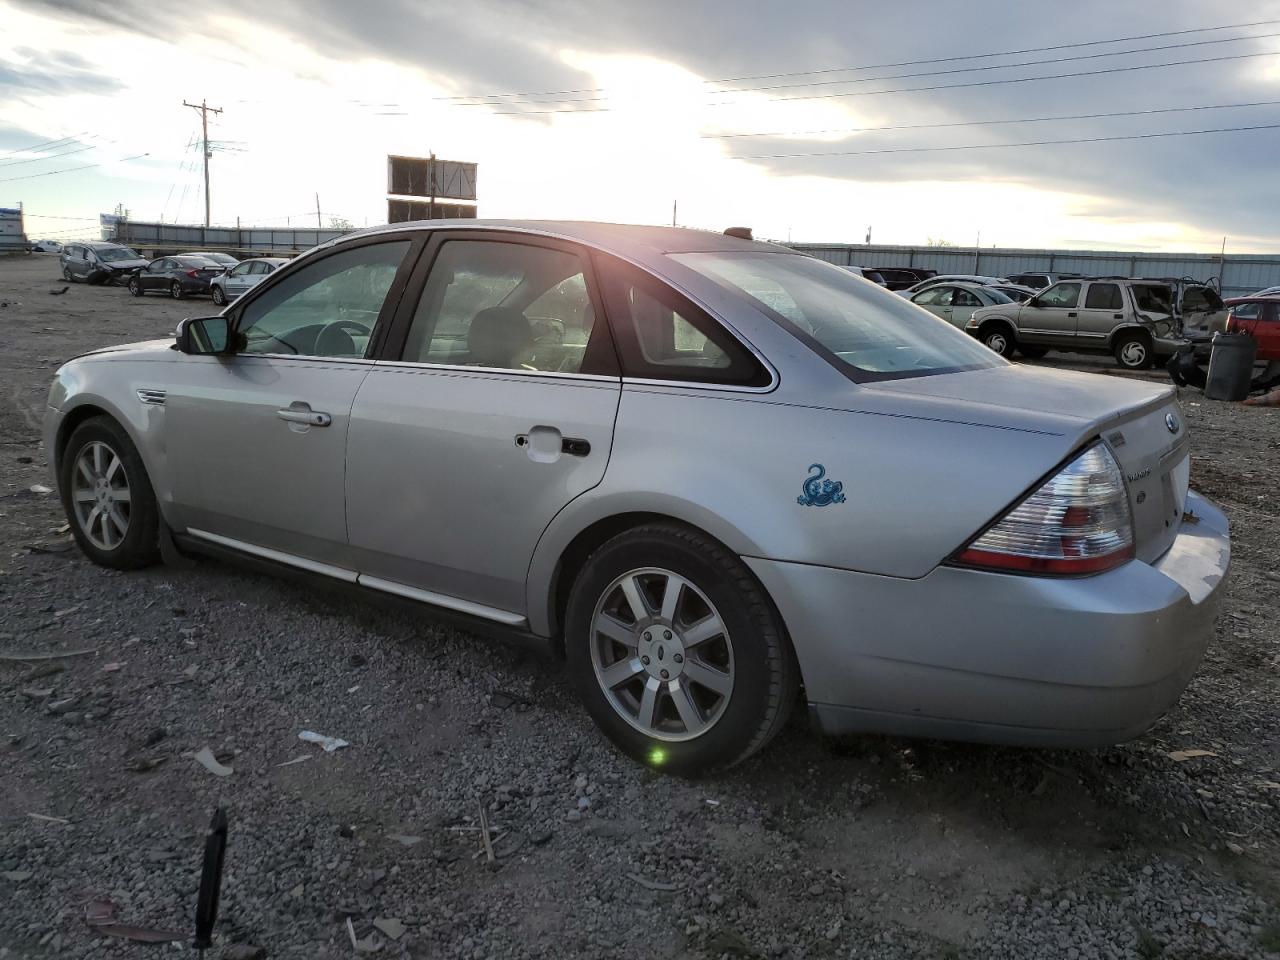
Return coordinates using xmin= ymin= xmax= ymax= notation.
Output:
xmin=565 ymin=523 xmax=797 ymax=776
xmin=59 ymin=417 xmax=160 ymax=570
xmin=170 ymin=280 xmax=184 ymax=300
xmin=1114 ymin=331 xmax=1154 ymax=370
xmin=128 ymin=277 xmax=143 ymax=297
xmin=980 ymin=322 xmax=1018 ymax=358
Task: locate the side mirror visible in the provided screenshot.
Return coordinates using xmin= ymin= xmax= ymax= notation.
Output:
xmin=175 ymin=316 xmax=233 ymax=355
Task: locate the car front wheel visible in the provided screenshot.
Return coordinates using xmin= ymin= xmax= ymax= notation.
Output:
xmin=62 ymin=266 xmax=75 ymax=282
xmin=59 ymin=417 xmax=160 ymax=569
xmin=211 ymin=284 xmax=226 ymax=306
xmin=565 ymin=523 xmax=797 ymax=775
xmin=980 ymin=322 xmax=1018 ymax=358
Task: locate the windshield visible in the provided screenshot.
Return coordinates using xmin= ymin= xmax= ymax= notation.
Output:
xmin=673 ymin=252 xmax=1005 ymax=380
xmin=97 ymin=246 xmax=140 ymax=262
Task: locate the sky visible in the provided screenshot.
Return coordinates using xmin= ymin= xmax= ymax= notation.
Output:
xmin=4 ymin=0 xmax=1280 ymax=252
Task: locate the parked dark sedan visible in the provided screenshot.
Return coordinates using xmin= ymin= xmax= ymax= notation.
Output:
xmin=875 ymin=266 xmax=937 ymax=291
xmin=127 ymin=255 xmax=225 ymax=299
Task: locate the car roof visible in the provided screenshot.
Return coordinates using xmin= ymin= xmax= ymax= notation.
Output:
xmin=84 ymin=240 xmax=134 ymax=249
xmin=330 ymin=220 xmax=798 ymax=260
xmin=1225 ymin=295 xmax=1280 ymax=304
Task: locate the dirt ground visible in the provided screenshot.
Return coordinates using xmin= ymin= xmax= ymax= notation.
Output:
xmin=1 ymin=252 xmax=1277 ymax=960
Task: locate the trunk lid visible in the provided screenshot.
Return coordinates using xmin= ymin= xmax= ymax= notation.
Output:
xmin=866 ymin=364 xmax=1190 ymax=562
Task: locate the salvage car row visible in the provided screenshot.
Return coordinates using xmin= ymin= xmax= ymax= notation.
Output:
xmin=55 ymin=240 xmax=288 ymax=304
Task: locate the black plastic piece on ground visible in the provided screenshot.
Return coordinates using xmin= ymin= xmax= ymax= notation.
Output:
xmin=193 ymin=807 xmax=228 ymax=950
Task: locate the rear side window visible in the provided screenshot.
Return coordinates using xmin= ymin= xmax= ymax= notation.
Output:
xmin=596 ymin=256 xmax=769 ymax=386
xmin=1084 ymin=283 xmax=1123 ymax=310
xmin=1183 ymin=287 xmax=1223 ymax=311
xmin=952 ymin=289 xmax=982 ymax=307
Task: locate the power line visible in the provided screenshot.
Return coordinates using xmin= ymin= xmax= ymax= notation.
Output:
xmin=0 ymin=130 xmax=90 ymax=159
xmin=0 ymin=140 xmax=103 ymax=169
xmin=435 ymin=16 xmax=1280 ymax=101
xmin=728 ymin=121 xmax=1280 ymax=160
xmin=0 ymin=152 xmax=151 ymax=183
xmin=447 ymin=29 xmax=1280 ymax=108
xmin=704 ymin=97 xmax=1280 ymax=140
xmin=478 ymin=49 xmax=1280 ymax=116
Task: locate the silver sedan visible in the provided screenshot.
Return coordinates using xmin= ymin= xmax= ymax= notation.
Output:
xmin=43 ymin=221 xmax=1230 ymax=774
xmin=909 ymin=281 xmax=1012 ymax=328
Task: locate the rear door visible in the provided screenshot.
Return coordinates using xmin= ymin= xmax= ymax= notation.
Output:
xmin=1019 ymin=281 xmax=1081 ymax=345
xmin=1078 ymin=281 xmax=1125 ymax=345
xmin=345 ymin=231 xmax=621 ymax=620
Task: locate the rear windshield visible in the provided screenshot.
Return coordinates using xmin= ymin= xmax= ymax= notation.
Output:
xmin=96 ymin=246 xmax=140 ymax=262
xmin=673 ymin=252 xmax=1005 ymax=381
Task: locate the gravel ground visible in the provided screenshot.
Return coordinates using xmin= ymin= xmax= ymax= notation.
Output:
xmin=1 ymin=253 xmax=1278 ymax=960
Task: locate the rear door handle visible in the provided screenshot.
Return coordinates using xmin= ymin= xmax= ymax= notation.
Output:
xmin=277 ymin=408 xmax=331 ymax=427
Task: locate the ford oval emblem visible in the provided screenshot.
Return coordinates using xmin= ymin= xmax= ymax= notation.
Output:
xmin=1165 ymin=412 xmax=1180 ymax=434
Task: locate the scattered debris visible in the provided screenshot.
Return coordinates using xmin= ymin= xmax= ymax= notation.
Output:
xmin=101 ymin=662 xmax=125 ymax=672
xmin=373 ymin=918 xmax=406 ymax=941
xmin=48 ymin=286 xmax=69 ymax=296
xmin=704 ymin=798 xmax=721 ymax=806
xmin=489 ymin=689 xmax=529 ymax=710
xmin=128 ymin=757 xmax=167 ymax=773
xmin=193 ymin=747 xmax=233 ymax=777
xmin=2 ymin=871 xmax=32 ymax=882
xmin=27 ymin=813 xmax=70 ymax=824
xmin=346 ymin=916 xmax=382 ymax=953
xmin=626 ymin=872 xmax=679 ymax=892
xmin=477 ymin=801 xmax=496 ymax=863
xmin=223 ymin=945 xmax=266 ymax=960
xmin=83 ymin=897 xmax=184 ymax=943
xmin=0 ymin=647 xmax=96 ymax=662
xmin=53 ymin=604 xmax=81 ymax=618
xmin=298 ymin=730 xmax=350 ymax=752
xmin=1168 ymin=749 xmax=1219 ymax=762
xmin=386 ymin=834 xmax=422 ymax=846
xmin=276 ymin=754 xmax=311 ymax=767
xmin=28 ymin=483 xmax=52 ymax=494
xmin=19 ymin=687 xmax=53 ymax=699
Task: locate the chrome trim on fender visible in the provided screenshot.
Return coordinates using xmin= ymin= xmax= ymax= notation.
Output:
xmin=137 ymin=388 xmax=166 ymax=405
xmin=186 ymin=529 xmax=359 ymax=582
xmin=356 ymin=575 xmax=527 ymax=626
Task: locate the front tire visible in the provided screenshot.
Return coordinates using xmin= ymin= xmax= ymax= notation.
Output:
xmin=565 ymin=523 xmax=797 ymax=775
xmin=170 ymin=280 xmax=184 ymax=300
xmin=1114 ymin=331 xmax=1154 ymax=369
xmin=211 ymin=284 xmax=226 ymax=306
xmin=59 ymin=417 xmax=160 ymax=569
xmin=980 ymin=322 xmax=1018 ymax=358
xmin=62 ymin=266 xmax=75 ymax=282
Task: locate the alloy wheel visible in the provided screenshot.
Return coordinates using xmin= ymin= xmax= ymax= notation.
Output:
xmin=70 ymin=440 xmax=131 ymax=551
xmin=589 ymin=567 xmax=734 ymax=742
xmin=985 ymin=331 xmax=1009 ymax=354
xmin=1120 ymin=341 xmax=1148 ymax=367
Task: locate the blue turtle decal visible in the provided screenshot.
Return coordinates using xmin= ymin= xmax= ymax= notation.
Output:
xmin=797 ymin=463 xmax=846 ymax=507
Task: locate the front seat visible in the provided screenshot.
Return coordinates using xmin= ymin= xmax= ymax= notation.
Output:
xmin=467 ymin=306 xmax=533 ymax=369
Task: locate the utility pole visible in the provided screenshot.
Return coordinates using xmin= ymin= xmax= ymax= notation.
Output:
xmin=183 ymin=98 xmax=223 ymax=228
xmin=315 ymin=193 xmax=322 ymax=228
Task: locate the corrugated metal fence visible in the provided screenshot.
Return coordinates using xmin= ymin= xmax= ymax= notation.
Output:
xmin=791 ymin=242 xmax=1280 ymax=298
xmin=112 ymin=220 xmax=349 ymax=255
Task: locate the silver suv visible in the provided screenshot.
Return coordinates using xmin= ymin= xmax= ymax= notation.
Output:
xmin=966 ymin=278 xmax=1179 ymax=368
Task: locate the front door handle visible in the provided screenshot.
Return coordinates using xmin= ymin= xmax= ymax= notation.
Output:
xmin=1067 ymin=311 xmax=1078 ymax=317
xmin=277 ymin=408 xmax=332 ymax=427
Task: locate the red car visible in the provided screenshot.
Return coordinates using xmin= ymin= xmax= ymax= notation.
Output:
xmin=1224 ymin=296 xmax=1280 ymax=360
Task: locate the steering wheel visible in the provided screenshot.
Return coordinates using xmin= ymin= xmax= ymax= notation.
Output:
xmin=315 ymin=319 xmax=372 ymax=356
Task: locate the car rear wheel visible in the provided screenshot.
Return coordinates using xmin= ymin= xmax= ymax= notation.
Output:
xmin=980 ymin=322 xmax=1018 ymax=358
xmin=565 ymin=523 xmax=797 ymax=775
xmin=59 ymin=417 xmax=160 ymax=570
xmin=1114 ymin=332 xmax=1153 ymax=370
xmin=128 ymin=277 xmax=143 ymax=297
xmin=170 ymin=280 xmax=184 ymax=300
xmin=211 ymin=284 xmax=226 ymax=306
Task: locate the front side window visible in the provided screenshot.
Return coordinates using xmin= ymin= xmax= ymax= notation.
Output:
xmin=674 ymin=252 xmax=1002 ymax=381
xmin=1084 ymin=283 xmax=1122 ymax=310
xmin=232 ymin=262 xmax=252 ymax=276
xmin=236 ymin=240 xmax=410 ymax=358
xmin=1133 ymin=284 xmax=1174 ymax=313
xmin=402 ymin=240 xmax=606 ymax=374
xmin=1037 ymin=283 xmax=1081 ymax=309
xmin=913 ymin=287 xmax=952 ymax=306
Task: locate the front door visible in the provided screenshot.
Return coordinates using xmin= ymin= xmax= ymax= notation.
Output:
xmin=163 ymin=238 xmax=418 ymax=569
xmin=140 ymin=259 xmax=170 ymax=293
xmin=224 ymin=261 xmax=253 ymax=297
xmin=1018 ymin=281 xmax=1081 ymax=345
xmin=345 ymin=233 xmax=621 ymax=619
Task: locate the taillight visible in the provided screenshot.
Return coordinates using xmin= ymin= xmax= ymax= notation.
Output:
xmin=952 ymin=443 xmax=1134 ymax=576
xmin=186 ymin=269 xmax=199 ymax=278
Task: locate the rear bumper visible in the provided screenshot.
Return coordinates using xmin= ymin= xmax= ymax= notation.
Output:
xmin=746 ymin=490 xmax=1230 ymax=747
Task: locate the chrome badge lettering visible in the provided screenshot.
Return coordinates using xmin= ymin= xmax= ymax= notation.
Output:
xmin=1126 ymin=468 xmax=1151 ymax=483
xmin=797 ymin=463 xmax=846 ymax=507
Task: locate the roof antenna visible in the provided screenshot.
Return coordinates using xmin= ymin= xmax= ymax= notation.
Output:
xmin=193 ymin=808 xmax=229 ymax=953
xmin=723 ymin=226 xmax=753 ymax=240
